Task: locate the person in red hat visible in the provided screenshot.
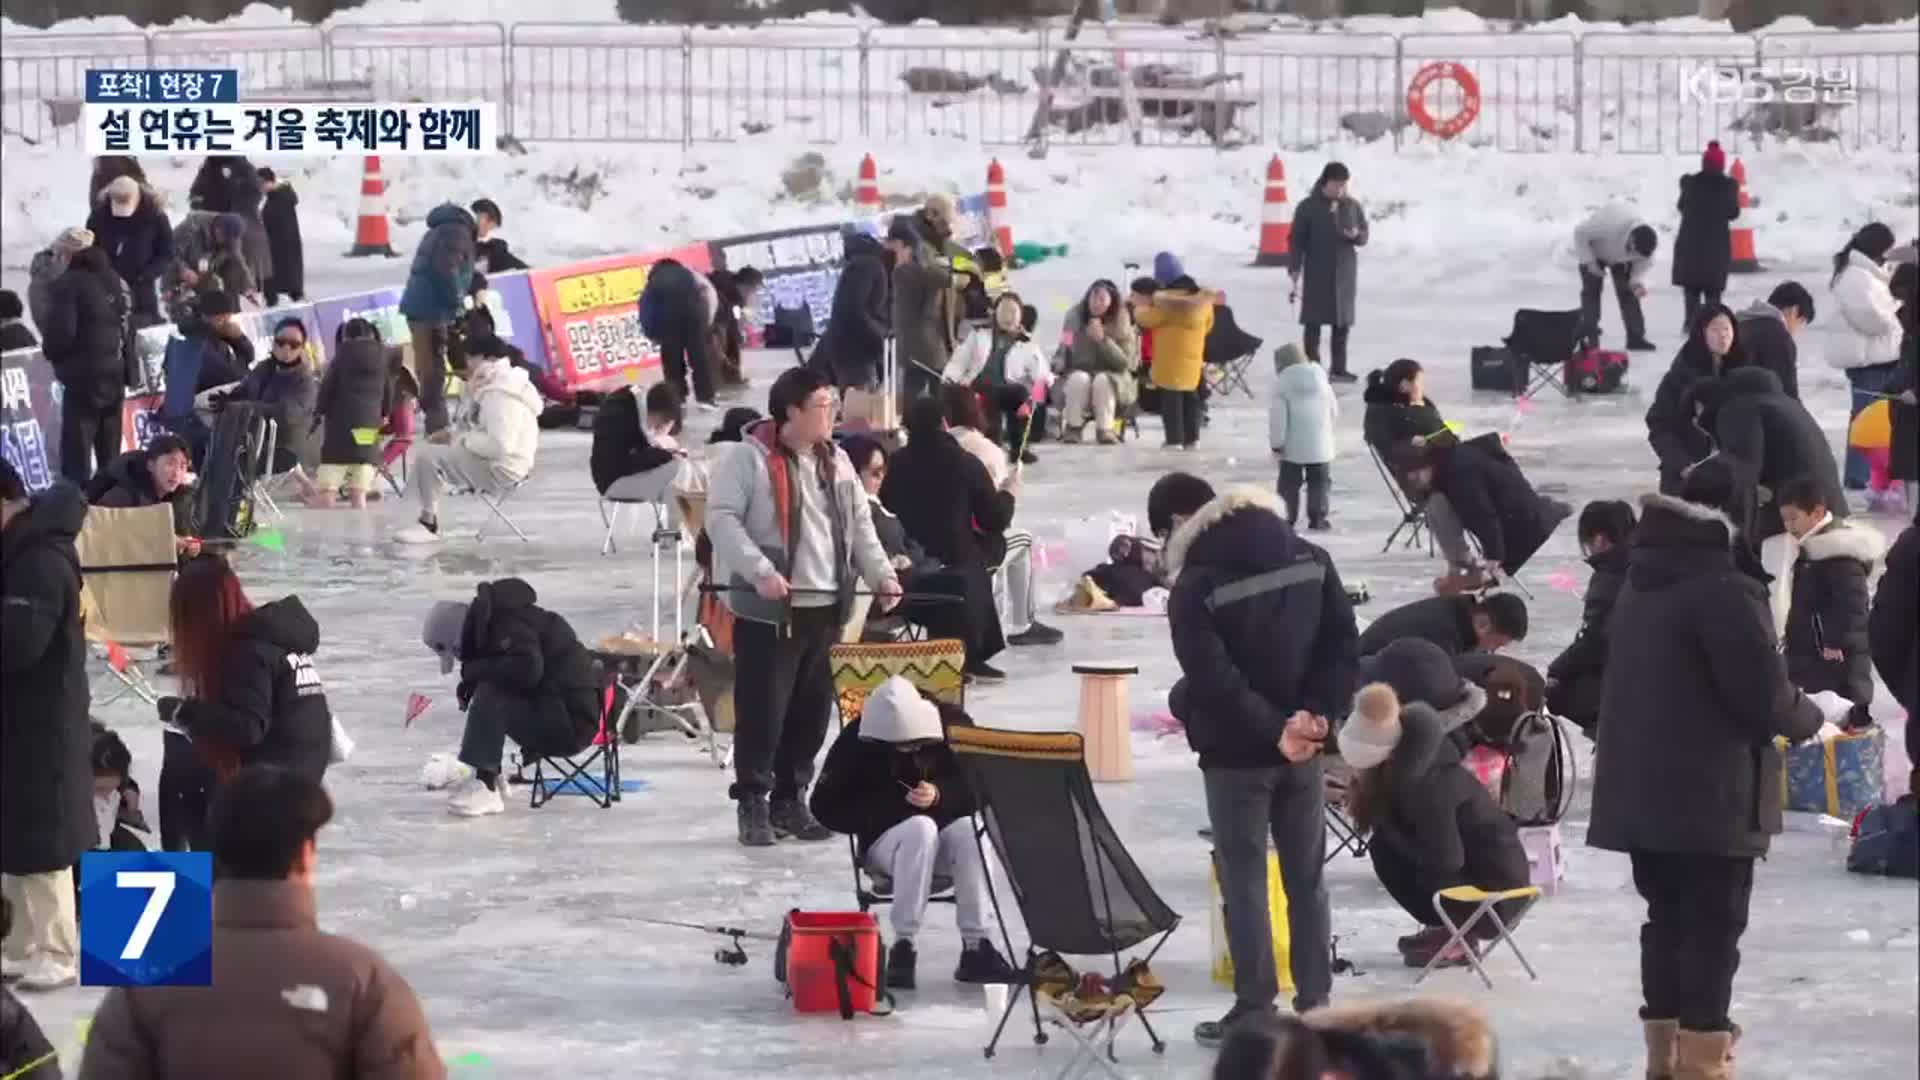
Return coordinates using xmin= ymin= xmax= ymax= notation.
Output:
xmin=1672 ymin=141 xmax=1742 ymax=332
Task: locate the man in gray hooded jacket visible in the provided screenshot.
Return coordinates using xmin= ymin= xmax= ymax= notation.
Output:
xmin=706 ymin=365 xmax=900 ymax=846
xmin=1574 ymin=204 xmax=1660 ymax=352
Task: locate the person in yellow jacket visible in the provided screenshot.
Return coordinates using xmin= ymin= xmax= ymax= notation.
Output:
xmin=1133 ymin=270 xmax=1216 ymax=449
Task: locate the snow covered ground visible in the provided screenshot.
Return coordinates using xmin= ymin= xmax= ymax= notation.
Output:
xmin=16 ymin=251 xmax=1920 ymax=1078
xmin=4 ymin=5 xmax=1920 ymax=1077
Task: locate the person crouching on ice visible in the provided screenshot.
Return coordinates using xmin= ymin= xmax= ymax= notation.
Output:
xmin=808 ymin=676 xmax=1014 ymax=991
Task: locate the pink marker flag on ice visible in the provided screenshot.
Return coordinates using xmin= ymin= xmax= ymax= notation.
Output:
xmin=404 ymin=692 xmax=433 ymax=728
xmin=1512 ymin=395 xmax=1535 ymax=415
xmin=1547 ymin=568 xmax=1582 ymax=595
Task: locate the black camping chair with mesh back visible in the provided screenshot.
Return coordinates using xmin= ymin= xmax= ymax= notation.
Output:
xmin=1203 ymin=301 xmax=1263 ymax=399
xmin=949 ymin=725 xmax=1179 ymax=1072
xmin=1504 ymin=308 xmax=1588 ymax=401
xmin=524 ymin=681 xmax=623 ymax=809
xmin=1369 ymin=441 xmax=1434 ymax=556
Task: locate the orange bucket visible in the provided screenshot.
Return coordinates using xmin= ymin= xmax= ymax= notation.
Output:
xmin=783 ymin=911 xmax=884 ymax=1017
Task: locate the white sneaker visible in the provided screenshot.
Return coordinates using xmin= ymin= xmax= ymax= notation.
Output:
xmin=446 ymin=777 xmax=505 ymax=817
xmin=393 ymin=521 xmax=441 ymax=545
xmin=421 ymin=752 xmax=474 ymax=790
xmin=15 ymin=955 xmax=77 ymax=992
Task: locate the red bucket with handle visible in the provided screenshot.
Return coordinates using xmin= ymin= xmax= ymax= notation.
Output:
xmin=779 ymin=910 xmax=887 ymax=1018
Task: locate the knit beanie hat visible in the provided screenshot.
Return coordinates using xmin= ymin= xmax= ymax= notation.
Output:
xmin=1339 ymin=683 xmax=1403 ymax=771
xmin=860 ymin=676 xmax=943 ymax=744
xmin=1357 ymin=638 xmax=1469 ymax=711
xmin=1701 ymin=140 xmax=1726 ymax=174
xmin=1152 ymin=251 xmax=1186 ymax=287
xmin=1147 ymin=471 xmax=1215 ymax=538
xmin=53 ymin=226 xmax=94 ymax=255
xmin=421 ymin=601 xmax=469 ymax=674
xmin=1274 ymin=343 xmax=1305 ymax=371
xmin=105 ymin=175 xmax=141 ymax=215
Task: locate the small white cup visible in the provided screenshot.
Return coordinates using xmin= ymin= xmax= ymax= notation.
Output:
xmin=982 ymin=982 xmax=1010 ymax=1031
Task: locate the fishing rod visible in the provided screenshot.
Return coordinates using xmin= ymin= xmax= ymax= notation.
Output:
xmin=620 ymin=915 xmax=781 ymax=966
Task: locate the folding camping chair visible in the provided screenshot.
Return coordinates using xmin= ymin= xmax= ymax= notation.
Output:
xmin=1504 ymin=309 xmax=1587 ymax=401
xmin=597 ymin=522 xmax=728 ymax=767
xmin=472 ymin=475 xmax=532 ymax=542
xmin=949 ymin=725 xmax=1180 ymax=1072
xmin=1414 ymin=884 xmax=1543 ymax=990
xmin=600 ymin=492 xmax=673 ymax=557
xmin=832 ymin=639 xmax=968 ymax=912
xmin=247 ymin=418 xmax=306 ymax=522
xmin=1324 ymin=808 xmax=1369 ymax=863
xmin=1369 ymin=443 xmax=1433 ymax=556
xmin=75 ymin=503 xmax=178 ymax=708
xmin=526 ymin=684 xmax=623 ymax=809
xmin=1202 ymin=302 xmax=1263 ymax=400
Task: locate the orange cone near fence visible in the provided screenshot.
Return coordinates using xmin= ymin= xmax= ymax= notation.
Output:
xmin=347 ymin=155 xmax=397 ymax=258
xmin=986 ymin=158 xmax=1014 ymax=260
xmin=855 ymin=153 xmax=880 ymax=212
xmin=1729 ymin=157 xmax=1762 ymax=274
xmin=1253 ymin=154 xmax=1291 ymax=267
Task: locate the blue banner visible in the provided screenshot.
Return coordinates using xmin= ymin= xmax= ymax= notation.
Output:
xmin=0 ymin=348 xmax=60 ymax=494
xmin=482 ymin=270 xmax=551 ymax=371
xmin=86 ymin=69 xmax=239 ymax=104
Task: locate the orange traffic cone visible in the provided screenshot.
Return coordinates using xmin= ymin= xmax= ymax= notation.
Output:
xmin=986 ymin=159 xmax=1013 ymax=261
xmin=1253 ymin=154 xmax=1291 ymax=267
xmin=348 ymin=155 xmax=397 ymax=257
xmin=1729 ymin=157 xmax=1761 ymax=273
xmin=855 ymin=153 xmax=880 ymax=212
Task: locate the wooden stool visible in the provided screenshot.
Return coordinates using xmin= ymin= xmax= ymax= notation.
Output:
xmin=1073 ymin=662 xmax=1138 ymax=782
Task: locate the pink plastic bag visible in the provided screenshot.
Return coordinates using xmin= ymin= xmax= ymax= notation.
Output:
xmin=1461 ymin=745 xmax=1507 ymax=799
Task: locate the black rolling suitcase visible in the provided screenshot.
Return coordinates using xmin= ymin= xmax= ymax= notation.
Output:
xmin=191 ymin=402 xmax=266 ymax=541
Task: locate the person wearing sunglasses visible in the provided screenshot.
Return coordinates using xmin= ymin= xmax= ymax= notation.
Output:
xmin=224 ymin=316 xmax=317 ymax=488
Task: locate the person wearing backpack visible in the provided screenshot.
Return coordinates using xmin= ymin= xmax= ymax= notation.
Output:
xmin=1340 ymin=682 xmax=1530 ymax=973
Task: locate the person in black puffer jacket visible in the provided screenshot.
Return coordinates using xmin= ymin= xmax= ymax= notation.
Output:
xmin=1699 ymin=364 xmax=1847 ymax=546
xmin=159 ymin=555 xmax=332 ymax=851
xmin=420 ymin=578 xmax=603 ymax=818
xmin=1778 ymin=477 xmax=1886 ymax=722
xmin=88 ymin=432 xmax=198 ymax=542
xmin=1356 ymin=592 xmax=1529 ymax=659
xmin=1361 ymin=358 xmax=1447 ymax=454
xmin=310 ymin=318 xmax=391 ymax=509
xmin=1154 ymin=474 xmax=1356 ymax=1038
xmin=808 ymin=679 xmax=1012 ymax=990
xmin=1646 ymin=304 xmax=1748 ymax=495
xmin=707 ymin=266 xmax=761 ymax=389
xmin=189 ymin=156 xmax=270 ymax=291
xmin=589 ymin=382 xmax=682 ymax=499
xmin=1590 ymin=476 xmax=1830 ymax=1078
xmin=1870 ymin=515 xmax=1920 ymax=770
xmin=86 ymin=175 xmax=174 ymax=325
xmin=1546 ymin=499 xmax=1636 ymax=736
xmin=42 ymin=244 xmax=134 ymax=487
xmin=811 ymin=231 xmax=894 ymax=392
xmin=1340 ymin=682 xmax=1530 ymax=971
xmin=1393 ymin=438 xmax=1571 ymax=593
xmin=637 ymin=257 xmax=717 ymax=407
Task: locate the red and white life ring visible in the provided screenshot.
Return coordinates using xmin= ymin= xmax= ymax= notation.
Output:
xmin=1406 ymin=61 xmax=1482 ymax=140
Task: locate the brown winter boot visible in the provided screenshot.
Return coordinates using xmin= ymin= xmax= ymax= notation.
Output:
xmin=1673 ymin=1029 xmax=1735 ymax=1080
xmin=1642 ymin=1018 xmax=1679 ymax=1079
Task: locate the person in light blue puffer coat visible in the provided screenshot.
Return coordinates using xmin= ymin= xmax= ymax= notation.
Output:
xmin=398 ymin=202 xmax=477 ymax=437
xmin=1268 ymin=343 xmax=1339 ymax=531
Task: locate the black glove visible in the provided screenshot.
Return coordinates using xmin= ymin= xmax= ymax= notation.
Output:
xmin=157 ymin=695 xmax=184 ymax=729
xmin=455 ymin=679 xmax=474 ymax=712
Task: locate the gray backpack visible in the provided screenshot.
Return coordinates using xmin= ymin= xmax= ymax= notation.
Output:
xmin=1487 ymin=710 xmax=1575 ymax=827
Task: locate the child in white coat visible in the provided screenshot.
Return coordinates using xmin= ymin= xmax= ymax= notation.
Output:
xmin=945 ymin=292 xmax=1050 ymax=461
xmin=1269 ymin=343 xmax=1340 ymax=530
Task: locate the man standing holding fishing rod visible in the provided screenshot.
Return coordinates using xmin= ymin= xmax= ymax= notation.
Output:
xmin=707 ymin=366 xmax=903 ymax=848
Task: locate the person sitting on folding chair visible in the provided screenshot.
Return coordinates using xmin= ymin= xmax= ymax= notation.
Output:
xmin=158 ymin=290 xmax=253 ymax=467
xmin=1057 ymin=279 xmax=1139 ymax=445
xmin=220 ymin=315 xmax=318 ymax=498
xmin=1357 ymin=591 xmax=1528 ymax=660
xmin=394 ymin=334 xmax=541 ymax=544
xmin=87 ymin=432 xmax=200 ymax=556
xmin=309 ymin=317 xmax=391 ymax=510
xmin=1341 ymin=681 xmax=1530 ymax=973
xmin=842 ymin=435 xmax=963 ymax=644
xmin=809 ymin=676 xmax=1014 ymax=991
xmin=591 ymin=381 xmax=686 ymax=510
xmin=421 ymin=578 xmax=603 ymax=818
xmin=944 ymin=292 xmax=1050 ymax=466
xmin=1391 ymin=440 xmax=1571 ymax=595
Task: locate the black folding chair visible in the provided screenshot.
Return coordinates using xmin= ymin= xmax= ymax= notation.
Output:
xmin=950 ymin=725 xmax=1179 ymax=1071
xmin=1503 ymin=308 xmax=1588 ymax=401
xmin=1324 ymin=806 xmax=1370 ymax=863
xmin=1369 ymin=443 xmax=1433 ymax=556
xmin=1203 ymin=301 xmax=1263 ymax=399
xmin=526 ymin=683 xmax=622 ymax=809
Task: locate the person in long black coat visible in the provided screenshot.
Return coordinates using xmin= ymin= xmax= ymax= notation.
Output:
xmin=1402 ymin=438 xmax=1571 ymax=581
xmin=1671 ymin=142 xmax=1740 ymax=331
xmin=811 ymin=231 xmax=893 ymax=391
xmin=1701 ymin=364 xmax=1847 ymax=544
xmin=1646 ymin=303 xmax=1747 ymax=495
xmin=1340 ymin=683 xmax=1530 ymax=967
xmin=422 ymin=578 xmax=603 ymax=817
xmin=258 ymin=169 xmax=304 ymax=305
xmin=879 ymin=397 xmax=1014 ymax=678
xmin=41 ymin=245 xmax=134 ymax=487
xmin=0 ymin=471 xmax=94 ymax=991
xmin=1888 ymin=263 xmax=1918 ymax=499
xmin=1589 ymin=485 xmax=1826 ymax=1075
xmin=1546 ymin=499 xmax=1635 ymax=736
xmin=1288 ymin=161 xmax=1368 ymax=381
xmin=1869 ymin=518 xmax=1919 ymax=767
xmin=86 ymin=176 xmax=174 ymax=325
xmin=311 ymin=321 xmax=391 ymax=508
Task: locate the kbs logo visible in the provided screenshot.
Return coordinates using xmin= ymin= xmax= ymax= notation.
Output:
xmin=1681 ymin=63 xmax=1858 ymax=108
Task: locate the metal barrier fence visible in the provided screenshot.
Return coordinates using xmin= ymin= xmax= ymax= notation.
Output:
xmin=3 ymin=23 xmax=1913 ymax=154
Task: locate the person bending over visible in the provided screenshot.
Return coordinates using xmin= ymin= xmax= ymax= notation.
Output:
xmin=1357 ymin=591 xmax=1528 ymax=660
xmin=810 ymin=677 xmax=1014 ymax=990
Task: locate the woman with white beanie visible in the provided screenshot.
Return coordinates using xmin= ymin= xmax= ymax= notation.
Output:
xmin=809 ymin=676 xmax=1013 ymax=992
xmin=1340 ymin=682 xmax=1530 ymax=972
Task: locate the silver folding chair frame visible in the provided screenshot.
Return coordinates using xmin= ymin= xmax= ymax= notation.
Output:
xmin=1415 ymin=887 xmax=1542 ymax=990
